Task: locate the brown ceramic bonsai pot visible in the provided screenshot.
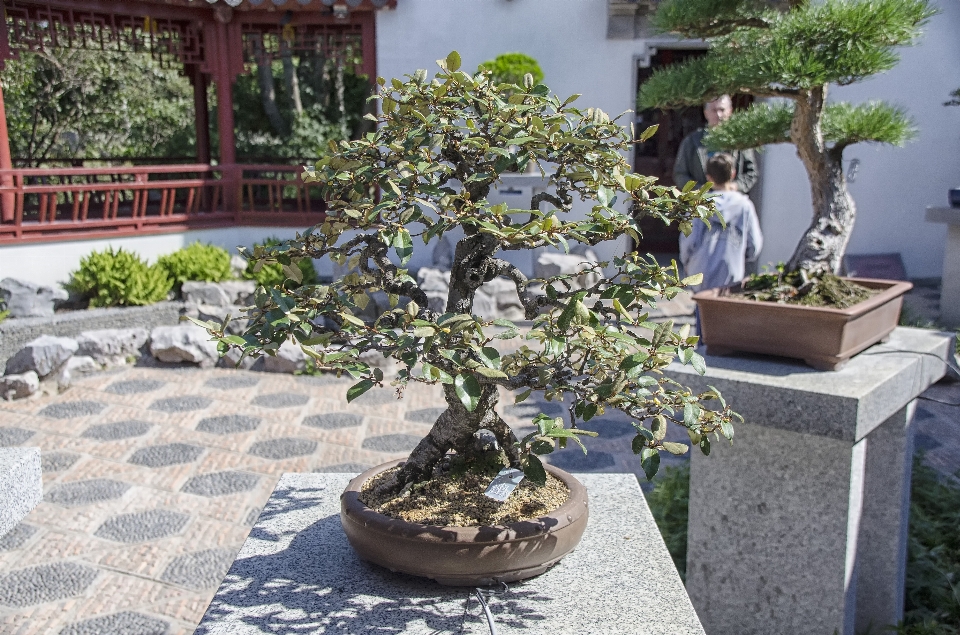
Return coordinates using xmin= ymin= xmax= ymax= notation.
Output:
xmin=693 ymin=277 xmax=913 ymax=371
xmin=340 ymin=459 xmax=589 ymax=586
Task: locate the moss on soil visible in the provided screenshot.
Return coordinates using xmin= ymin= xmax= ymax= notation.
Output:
xmin=360 ymin=466 xmax=570 ymax=527
xmin=738 ymin=271 xmax=877 ymax=308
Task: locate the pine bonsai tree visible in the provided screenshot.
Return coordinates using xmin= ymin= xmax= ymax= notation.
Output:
xmin=639 ymin=0 xmax=935 ymax=277
xmin=203 ymin=52 xmax=739 ymax=495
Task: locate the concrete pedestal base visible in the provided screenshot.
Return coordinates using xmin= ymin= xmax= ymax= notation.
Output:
xmin=197 ymin=473 xmax=703 ymax=635
xmin=0 ymin=447 xmax=41 ymax=538
xmin=666 ymin=327 xmax=954 ymax=635
xmin=925 ymin=206 xmax=960 ymax=328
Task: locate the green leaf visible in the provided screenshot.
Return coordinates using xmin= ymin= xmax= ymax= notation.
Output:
xmin=454 ymin=374 xmax=482 ymax=412
xmin=640 ymin=447 xmax=660 ymax=481
xmin=515 ymin=389 xmax=532 ymax=404
xmin=474 ymin=366 xmax=508 ymax=379
xmin=683 ymin=403 xmax=698 ymax=427
xmin=523 ymin=454 xmax=547 ymax=486
xmin=531 ymin=440 xmax=554 ymax=455
xmin=720 ymin=418 xmax=735 ymax=441
xmin=346 ymin=379 xmax=374 ymax=403
xmin=339 ymin=312 xmax=366 ymax=328
xmin=662 ymin=441 xmax=689 ymax=456
xmin=393 ymin=229 xmax=413 ymax=265
xmin=445 ymin=50 xmax=461 ymax=72
xmin=690 ymin=351 xmax=707 ymax=375
xmin=700 ymin=435 xmax=711 ymax=456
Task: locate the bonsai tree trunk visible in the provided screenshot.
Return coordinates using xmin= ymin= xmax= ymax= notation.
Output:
xmin=280 ymin=40 xmax=303 ymax=117
xmin=787 ymin=86 xmax=856 ymax=274
xmin=251 ymin=35 xmax=287 ymax=136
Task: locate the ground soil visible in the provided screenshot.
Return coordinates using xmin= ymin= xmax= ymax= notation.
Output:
xmin=737 ymin=272 xmax=877 ymax=308
xmin=359 ymin=466 xmax=570 ymax=527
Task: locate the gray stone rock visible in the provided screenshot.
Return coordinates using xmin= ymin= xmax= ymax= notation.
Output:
xmin=105 ymin=379 xmax=165 ymax=395
xmin=149 ymin=395 xmax=212 ymax=413
xmin=416 ymin=267 xmax=450 ymax=314
xmin=129 ymin=443 xmax=204 ymax=468
xmin=0 ymin=522 xmax=37 ymax=551
xmin=361 ymin=433 xmax=422 ymax=453
xmin=39 ymin=400 xmax=105 ymax=419
xmin=262 ymin=340 xmax=307 ymax=374
xmin=45 ymin=479 xmax=130 ymax=507
xmin=230 ymin=255 xmax=249 ymax=278
xmin=181 ymin=471 xmax=259 ymax=497
xmin=218 ymin=346 xmax=259 ymax=370
xmin=161 ymin=547 xmax=235 ymax=590
xmin=5 ymin=335 xmax=78 ymax=378
xmin=196 ymin=304 xmax=248 ymax=336
xmin=66 ymin=355 xmax=100 ymax=375
xmin=82 ymin=420 xmax=152 ymax=441
xmin=0 ymin=278 xmax=68 ymax=319
xmin=0 ymin=371 xmax=39 ymax=401
xmin=248 ymin=438 xmax=317 ymax=460
xmin=0 ymin=447 xmax=41 ymax=539
xmin=218 ymin=279 xmax=257 ymax=305
xmin=535 ymin=251 xmax=602 ymax=290
xmin=250 ymin=392 xmax=308 ymax=409
xmin=40 ymin=451 xmax=79 ymax=473
xmin=471 ymin=288 xmax=497 ymax=319
xmin=94 ymin=509 xmax=189 ymax=543
xmin=302 ymin=412 xmax=362 ymax=430
xmin=481 ymin=277 xmax=525 ymax=321
xmin=181 ymin=281 xmax=232 ymax=307
xmin=75 ymin=328 xmax=149 ymax=366
xmin=197 ymin=415 xmax=261 ymax=435
xmin=60 ymin=610 xmax=170 ymax=635
xmin=0 ymin=562 xmax=98 ymax=608
xmin=149 ymin=324 xmax=220 ymax=367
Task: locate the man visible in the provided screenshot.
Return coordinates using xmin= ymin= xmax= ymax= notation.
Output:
xmin=673 ymin=95 xmax=758 ymax=194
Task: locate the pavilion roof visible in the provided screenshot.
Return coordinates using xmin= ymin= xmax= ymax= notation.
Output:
xmin=122 ymin=0 xmax=391 ymax=10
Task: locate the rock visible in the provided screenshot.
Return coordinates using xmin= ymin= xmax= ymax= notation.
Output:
xmin=219 ymin=346 xmax=260 ymax=370
xmin=196 ymin=304 xmax=248 ymax=336
xmin=480 ymin=277 xmax=525 ymax=320
xmin=5 ymin=336 xmax=78 ymax=378
xmin=432 ymin=236 xmax=454 ymax=269
xmin=230 ymin=255 xmax=248 ymax=278
xmin=149 ymin=324 xmax=220 ymax=367
xmin=472 ymin=289 xmax=498 ymax=319
xmin=417 ymin=268 xmax=451 ymax=314
xmin=66 ymin=355 xmax=100 ymax=375
xmin=262 ymin=340 xmax=307 ymax=374
xmin=0 ymin=278 xmax=68 ymax=319
xmin=0 ymin=371 xmax=39 ymax=400
xmin=535 ymin=252 xmax=603 ymax=290
xmin=76 ymin=328 xmax=149 ymax=366
xmin=181 ymin=281 xmax=232 ymax=307
xmin=218 ymin=280 xmax=257 ymax=306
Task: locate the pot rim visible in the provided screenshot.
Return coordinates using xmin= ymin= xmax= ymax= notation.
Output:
xmin=692 ymin=276 xmax=912 ymax=318
xmin=341 ymin=459 xmax=588 ymax=544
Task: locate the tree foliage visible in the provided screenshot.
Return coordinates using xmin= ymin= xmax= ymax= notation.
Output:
xmin=199 ymin=53 xmax=739 ymax=488
xmin=478 ymin=52 xmax=544 ymax=87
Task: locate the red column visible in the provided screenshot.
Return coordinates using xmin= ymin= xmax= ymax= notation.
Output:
xmin=359 ymin=11 xmax=377 ymax=85
xmin=0 ymin=82 xmax=14 ymax=222
xmin=212 ymin=22 xmax=238 ymax=212
xmin=188 ymin=64 xmax=212 ymax=165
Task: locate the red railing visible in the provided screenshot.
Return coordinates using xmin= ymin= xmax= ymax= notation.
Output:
xmin=0 ymin=164 xmax=326 ymax=243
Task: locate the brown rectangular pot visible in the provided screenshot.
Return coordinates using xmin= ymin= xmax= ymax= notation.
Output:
xmin=692 ymin=277 xmax=913 ymax=370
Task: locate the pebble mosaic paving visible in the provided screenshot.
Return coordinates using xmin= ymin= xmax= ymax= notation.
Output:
xmin=0 ymin=353 xmax=955 ymax=634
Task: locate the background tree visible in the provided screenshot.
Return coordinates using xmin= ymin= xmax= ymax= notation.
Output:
xmin=638 ymin=0 xmax=935 ymax=276
xmin=204 ymin=53 xmax=740 ymax=494
xmin=478 ymin=52 xmax=544 ymax=87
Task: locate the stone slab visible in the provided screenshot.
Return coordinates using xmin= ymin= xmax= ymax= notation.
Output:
xmin=0 ymin=447 xmax=42 ymax=538
xmin=197 ymin=473 xmax=702 ymax=635
xmin=664 ymin=327 xmax=954 ymax=442
xmin=925 ymin=206 xmax=960 ymax=225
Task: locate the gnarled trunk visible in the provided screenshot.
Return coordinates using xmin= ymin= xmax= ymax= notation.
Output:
xmin=787 ymin=85 xmax=856 ymax=274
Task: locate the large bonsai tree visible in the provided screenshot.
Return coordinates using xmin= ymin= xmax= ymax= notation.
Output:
xmin=639 ymin=0 xmax=934 ymax=275
xmin=204 ymin=52 xmax=739 ymax=493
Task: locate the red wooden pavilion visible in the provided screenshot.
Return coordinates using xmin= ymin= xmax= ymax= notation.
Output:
xmin=0 ymin=0 xmax=392 ymax=244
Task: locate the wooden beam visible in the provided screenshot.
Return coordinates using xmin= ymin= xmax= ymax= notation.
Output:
xmin=0 ymin=83 xmax=15 ymax=222
xmin=187 ymin=64 xmax=212 ymax=165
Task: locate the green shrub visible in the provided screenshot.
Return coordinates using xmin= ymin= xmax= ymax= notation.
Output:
xmin=156 ymin=242 xmax=232 ymax=290
xmin=66 ymin=247 xmax=172 ymax=308
xmin=478 ymin=52 xmax=544 ymax=87
xmin=646 ymin=463 xmax=690 ymax=581
xmin=242 ymin=237 xmax=318 ymax=289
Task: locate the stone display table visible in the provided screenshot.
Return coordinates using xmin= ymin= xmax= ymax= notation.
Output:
xmin=925 ymin=206 xmax=960 ymax=328
xmin=0 ymin=447 xmax=41 ymax=538
xmin=665 ymin=327 xmax=954 ymax=635
xmin=197 ymin=473 xmax=703 ymax=635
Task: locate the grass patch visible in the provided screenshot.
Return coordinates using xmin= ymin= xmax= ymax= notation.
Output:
xmin=645 ymin=464 xmax=690 ymax=582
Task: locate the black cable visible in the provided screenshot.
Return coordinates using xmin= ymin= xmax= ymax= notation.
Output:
xmin=472 ymin=581 xmax=509 ymax=635
xmin=858 ymin=348 xmax=960 ymax=408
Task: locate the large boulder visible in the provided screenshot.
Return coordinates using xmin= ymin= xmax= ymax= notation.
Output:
xmin=181 ymin=281 xmax=232 ymax=307
xmin=0 ymin=371 xmax=39 ymax=400
xmin=195 ymin=304 xmax=249 ymax=336
xmin=416 ymin=268 xmax=451 ymax=314
xmin=5 ymin=336 xmax=78 ymax=378
xmin=66 ymin=355 xmax=100 ymax=375
xmin=217 ymin=280 xmax=257 ymax=306
xmin=230 ymin=255 xmax=248 ymax=279
xmin=149 ymin=324 xmax=219 ymax=367
xmin=76 ymin=328 xmax=149 ymax=366
xmin=262 ymin=340 xmax=308 ymax=374
xmin=480 ymin=277 xmax=525 ymax=321
xmin=0 ymin=278 xmax=68 ymax=319
xmin=534 ymin=251 xmax=602 ymax=290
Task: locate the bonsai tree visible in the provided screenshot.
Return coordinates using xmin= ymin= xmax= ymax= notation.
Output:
xmin=639 ymin=0 xmax=934 ymax=278
xmin=203 ymin=52 xmax=739 ymax=494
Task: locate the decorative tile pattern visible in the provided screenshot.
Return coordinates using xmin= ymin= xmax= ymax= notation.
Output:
xmin=81 ymin=420 xmax=152 ymax=441
xmin=160 ymin=548 xmax=235 ymax=590
xmin=105 ymin=379 xmax=166 ymax=395
xmin=206 ymin=375 xmax=259 ymax=390
xmin=352 ymin=388 xmax=397 ymax=406
xmin=59 ymin=611 xmax=170 ymax=635
xmin=94 ymin=510 xmax=189 ymax=543
xmin=506 ymin=400 xmax=565 ymax=420
xmin=250 ymin=392 xmax=309 ymax=408
xmin=41 ymin=451 xmax=81 ymax=473
xmin=0 ymin=562 xmax=99 ymax=607
xmin=128 ymin=443 xmax=204 ymax=468
xmin=295 ymin=374 xmax=349 ymax=386
xmin=0 ymin=426 xmax=35 ymax=446
xmin=196 ymin=414 xmax=261 ymax=435
xmin=589 ymin=418 xmax=638 ymax=438
xmin=315 ymin=462 xmax=371 ymax=473
xmin=0 ymin=523 xmax=37 ymax=551
xmin=247 ymin=437 xmax=317 ymax=460
xmin=361 ymin=434 xmax=422 ymax=453
xmin=405 ymin=407 xmax=445 ymax=424
xmin=45 ymin=479 xmax=131 ymax=507
xmin=149 ymin=396 xmax=212 ymax=413
xmin=39 ymin=401 xmax=106 ymax=419
xmin=180 ymin=471 xmax=260 ymax=497
xmin=302 ymin=412 xmax=362 ymax=429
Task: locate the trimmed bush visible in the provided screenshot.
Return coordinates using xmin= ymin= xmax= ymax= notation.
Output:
xmin=156 ymin=242 xmax=232 ymax=290
xmin=66 ymin=247 xmax=172 ymax=308
xmin=242 ymin=236 xmax=318 ymax=289
xmin=478 ymin=52 xmax=544 ymax=87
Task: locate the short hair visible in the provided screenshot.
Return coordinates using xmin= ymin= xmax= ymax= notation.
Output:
xmin=706 ymin=153 xmax=736 ymax=185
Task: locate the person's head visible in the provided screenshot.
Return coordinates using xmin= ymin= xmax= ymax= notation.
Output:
xmin=706 ymin=153 xmax=737 ymax=188
xmin=704 ymin=95 xmax=733 ymax=128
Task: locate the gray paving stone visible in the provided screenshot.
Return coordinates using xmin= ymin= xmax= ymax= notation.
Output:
xmin=94 ymin=509 xmax=189 ymax=543
xmin=59 ymin=610 xmax=170 ymax=635
xmin=589 ymin=418 xmax=638 ymax=438
xmin=38 ymin=400 xmax=106 ymax=419
xmin=315 ymin=462 xmax=372 ymax=473
xmin=352 ymin=388 xmax=397 ymax=406
xmin=196 ymin=414 xmax=261 ymax=435
xmin=242 ymin=507 xmax=261 ymax=527
xmin=45 ymin=479 xmax=130 ymax=507
xmin=0 ymin=427 xmax=35 ymax=447
xmin=181 ymin=471 xmax=260 ymax=497
xmin=81 ymin=420 xmax=152 ymax=441
xmin=129 ymin=443 xmax=204 ymax=468
xmin=0 ymin=523 xmax=37 ymax=551
xmin=361 ymin=433 xmax=422 ymax=453
xmin=250 ymin=392 xmax=309 ymax=409
xmin=41 ymin=451 xmax=80 ymax=473
xmin=302 ymin=412 xmax=362 ymax=430
xmin=149 ymin=396 xmax=212 ymax=413
xmin=0 ymin=562 xmax=99 ymax=607
xmin=506 ymin=400 xmax=566 ymax=420
xmin=405 ymin=407 xmax=446 ymax=424
xmin=295 ymin=374 xmax=350 ymax=386
xmin=105 ymin=379 xmax=166 ymax=395
xmin=546 ymin=449 xmax=616 ymax=471
xmin=247 ymin=437 xmax=317 ymax=460
xmin=160 ymin=547 xmax=235 ymax=590
xmin=205 ymin=375 xmax=260 ymax=390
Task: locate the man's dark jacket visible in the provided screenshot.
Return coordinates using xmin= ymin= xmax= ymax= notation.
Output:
xmin=673 ymin=128 xmax=758 ymax=194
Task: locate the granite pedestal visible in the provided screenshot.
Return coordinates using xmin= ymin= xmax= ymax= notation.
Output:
xmin=665 ymin=327 xmax=954 ymax=635
xmin=0 ymin=447 xmax=41 ymax=538
xmin=197 ymin=473 xmax=703 ymax=635
xmin=925 ymin=206 xmax=960 ymax=328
